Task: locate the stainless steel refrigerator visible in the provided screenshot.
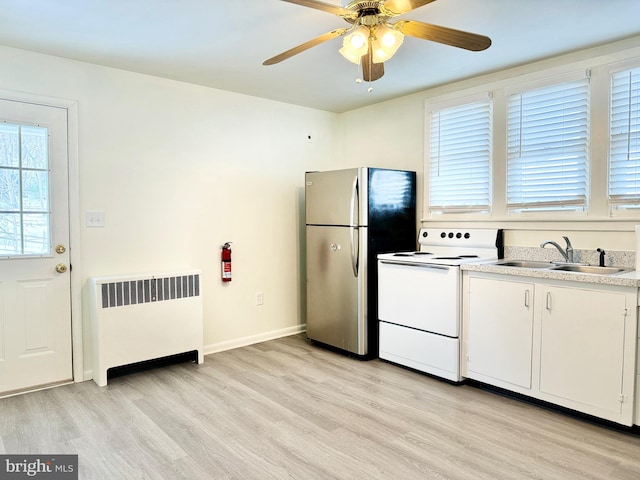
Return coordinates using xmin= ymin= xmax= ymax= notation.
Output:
xmin=305 ymin=167 xmax=416 ymax=358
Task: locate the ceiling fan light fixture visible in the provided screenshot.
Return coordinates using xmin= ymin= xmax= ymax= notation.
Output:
xmin=262 ymin=0 xmax=492 ymax=86
xmin=338 ymin=25 xmax=370 ymax=64
xmin=371 ymin=24 xmax=404 ymax=63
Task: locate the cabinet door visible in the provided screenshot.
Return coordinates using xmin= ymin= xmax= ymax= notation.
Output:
xmin=539 ymin=285 xmax=627 ymax=415
xmin=465 ymin=277 xmax=534 ymax=388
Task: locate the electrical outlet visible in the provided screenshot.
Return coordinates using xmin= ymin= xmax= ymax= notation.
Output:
xmin=255 ymin=291 xmax=264 ymax=306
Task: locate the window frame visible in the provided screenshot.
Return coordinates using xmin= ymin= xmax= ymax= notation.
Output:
xmin=608 ymin=61 xmax=640 ymax=215
xmin=505 ymin=73 xmax=591 ymax=213
xmin=0 ymin=122 xmax=52 ymax=258
xmin=421 ymin=55 xmax=640 ymax=228
xmin=425 ymin=92 xmax=493 ymax=217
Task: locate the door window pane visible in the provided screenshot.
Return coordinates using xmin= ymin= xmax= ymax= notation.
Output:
xmin=23 ymin=213 xmax=49 ymax=254
xmin=21 ymin=125 xmax=48 ymax=169
xmin=0 ymin=213 xmax=21 ymax=255
xmin=0 ymin=123 xmax=19 ymax=167
xmin=22 ymin=170 xmax=49 ymax=211
xmin=0 ymin=169 xmax=20 ymax=211
xmin=0 ymin=123 xmax=50 ymax=256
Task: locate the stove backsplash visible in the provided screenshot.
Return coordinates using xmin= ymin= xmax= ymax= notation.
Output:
xmin=505 ymin=246 xmax=635 ymax=268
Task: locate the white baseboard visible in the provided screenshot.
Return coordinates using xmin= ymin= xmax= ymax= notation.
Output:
xmin=203 ymin=324 xmax=307 ymax=356
xmin=82 ymin=324 xmax=307 ymax=381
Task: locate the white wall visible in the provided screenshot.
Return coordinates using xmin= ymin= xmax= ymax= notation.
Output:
xmin=4 ymin=34 xmax=640 ymax=380
xmin=338 ymin=36 xmax=640 ymax=253
xmin=0 ymin=45 xmax=340 ymax=377
xmin=335 ymin=94 xmax=426 ymax=232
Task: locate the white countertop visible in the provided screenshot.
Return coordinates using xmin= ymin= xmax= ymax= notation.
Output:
xmin=461 ymin=261 xmax=640 ymax=288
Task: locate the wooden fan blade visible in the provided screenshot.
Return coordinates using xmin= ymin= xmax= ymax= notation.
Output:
xmin=263 ymin=28 xmax=348 ymax=65
xmin=397 ymin=20 xmax=491 ymax=51
xmin=382 ymin=0 xmax=438 ymax=16
xmin=281 ymin=0 xmax=354 ymax=17
xmin=362 ymin=50 xmax=384 ymax=82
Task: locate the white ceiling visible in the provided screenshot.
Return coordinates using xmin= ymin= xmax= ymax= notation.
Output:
xmin=1 ymin=0 xmax=640 ymax=113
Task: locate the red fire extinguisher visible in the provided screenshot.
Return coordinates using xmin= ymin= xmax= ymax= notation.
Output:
xmin=221 ymin=242 xmax=232 ymax=282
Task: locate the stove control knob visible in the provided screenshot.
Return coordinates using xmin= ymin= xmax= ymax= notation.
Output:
xmin=440 ymin=232 xmax=446 ymax=238
xmin=464 ymin=232 xmax=471 ymax=239
xmin=448 ymin=232 xmax=454 ymax=238
xmin=456 ymin=232 xmax=462 ymax=239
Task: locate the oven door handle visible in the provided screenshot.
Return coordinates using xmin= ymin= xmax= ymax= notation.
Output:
xmin=379 ymin=260 xmax=450 ymax=270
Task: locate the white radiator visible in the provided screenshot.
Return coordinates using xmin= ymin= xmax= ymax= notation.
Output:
xmin=89 ymin=270 xmax=203 ymax=386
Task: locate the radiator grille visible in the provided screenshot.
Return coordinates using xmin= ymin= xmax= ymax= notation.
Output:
xmin=100 ymin=274 xmax=200 ymax=309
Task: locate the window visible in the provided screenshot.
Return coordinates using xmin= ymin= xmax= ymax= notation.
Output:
xmin=427 ymin=95 xmax=492 ymax=214
xmin=0 ymin=123 xmax=50 ymax=256
xmin=609 ymin=66 xmax=640 ymax=210
xmin=506 ymin=77 xmax=590 ymax=212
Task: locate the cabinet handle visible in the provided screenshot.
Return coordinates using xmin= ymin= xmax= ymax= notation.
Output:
xmin=524 ymin=289 xmax=530 ymax=308
xmin=546 ymin=292 xmax=552 ymax=311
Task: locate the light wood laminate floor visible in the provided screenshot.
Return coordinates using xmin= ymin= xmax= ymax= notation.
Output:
xmin=1 ymin=334 xmax=640 ymax=479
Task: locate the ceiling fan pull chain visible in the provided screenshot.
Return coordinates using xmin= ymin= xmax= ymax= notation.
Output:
xmin=355 ymin=55 xmax=363 ymax=84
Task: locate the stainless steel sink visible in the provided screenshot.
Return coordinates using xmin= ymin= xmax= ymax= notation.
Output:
xmin=494 ymin=260 xmax=553 ymax=268
xmin=550 ymin=265 xmax=632 ymax=275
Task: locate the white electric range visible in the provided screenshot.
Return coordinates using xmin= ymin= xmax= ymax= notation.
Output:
xmin=377 ymin=228 xmax=503 ymax=382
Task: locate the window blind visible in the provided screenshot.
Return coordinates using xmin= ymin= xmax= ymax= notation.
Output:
xmin=609 ymin=67 xmax=640 ymax=209
xmin=507 ymin=78 xmax=589 ymax=211
xmin=428 ymin=98 xmax=492 ymax=214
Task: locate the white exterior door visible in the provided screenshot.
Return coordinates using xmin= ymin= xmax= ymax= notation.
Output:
xmin=0 ymin=98 xmax=72 ymax=395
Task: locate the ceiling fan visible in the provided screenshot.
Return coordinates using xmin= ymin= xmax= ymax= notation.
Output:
xmin=263 ymin=0 xmax=492 ymax=82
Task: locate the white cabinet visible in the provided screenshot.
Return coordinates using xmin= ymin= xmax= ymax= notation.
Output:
xmin=637 ymin=321 xmax=640 ymax=425
xmin=539 ymin=285 xmax=628 ymax=418
xmin=464 ymin=277 xmax=534 ymax=389
xmin=462 ymin=272 xmax=638 ymax=426
xmin=636 ymin=333 xmax=640 ymax=425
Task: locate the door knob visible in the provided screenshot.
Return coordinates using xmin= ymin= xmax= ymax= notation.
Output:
xmin=55 ymin=244 xmax=66 ymax=254
xmin=55 ymin=263 xmax=68 ymax=274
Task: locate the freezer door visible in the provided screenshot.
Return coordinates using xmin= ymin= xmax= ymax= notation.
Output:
xmin=305 ymin=169 xmax=361 ymax=226
xmin=306 ymin=225 xmax=367 ymax=355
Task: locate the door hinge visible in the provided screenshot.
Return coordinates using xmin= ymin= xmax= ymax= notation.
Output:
xmin=618 ymin=393 xmax=625 ymax=403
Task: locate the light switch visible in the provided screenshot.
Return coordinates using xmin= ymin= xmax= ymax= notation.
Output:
xmin=86 ymin=211 xmax=105 ymax=228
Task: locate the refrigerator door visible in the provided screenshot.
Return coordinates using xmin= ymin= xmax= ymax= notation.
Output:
xmin=306 ymin=225 xmax=367 ymax=355
xmin=305 ymin=169 xmax=362 ymax=226
xmin=367 ymin=168 xmax=417 ymax=254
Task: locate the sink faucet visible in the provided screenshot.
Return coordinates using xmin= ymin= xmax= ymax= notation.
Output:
xmin=540 ymin=236 xmax=574 ymax=263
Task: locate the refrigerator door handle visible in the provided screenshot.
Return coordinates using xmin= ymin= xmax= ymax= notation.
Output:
xmin=350 ymin=226 xmax=359 ymax=277
xmin=350 ymin=175 xmax=359 ymax=277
